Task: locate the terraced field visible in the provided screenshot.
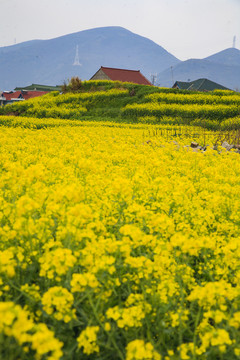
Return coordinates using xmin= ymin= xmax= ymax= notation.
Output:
xmin=2 ymin=80 xmax=240 ymax=130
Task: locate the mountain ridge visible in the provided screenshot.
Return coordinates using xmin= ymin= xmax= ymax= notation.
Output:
xmin=204 ymin=47 xmax=240 ymax=67
xmin=0 ymin=26 xmax=180 ymax=90
xmin=0 ymin=26 xmax=239 ymax=90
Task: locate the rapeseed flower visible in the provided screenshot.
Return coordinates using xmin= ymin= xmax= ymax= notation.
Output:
xmin=1 ymin=115 xmax=240 ymax=359
xmin=42 ymin=286 xmax=76 ymax=322
xmin=77 ymin=326 xmax=100 ymax=355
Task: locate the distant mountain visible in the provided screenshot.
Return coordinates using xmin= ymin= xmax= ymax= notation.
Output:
xmin=0 ymin=26 xmax=180 ymax=90
xmin=158 ymin=48 xmax=240 ymax=90
xmin=204 ymin=48 xmax=240 ymax=67
xmin=1 ymin=27 xmax=239 ymax=91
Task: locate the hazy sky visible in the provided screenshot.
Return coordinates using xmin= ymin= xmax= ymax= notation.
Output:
xmin=0 ymin=0 xmax=239 ymax=60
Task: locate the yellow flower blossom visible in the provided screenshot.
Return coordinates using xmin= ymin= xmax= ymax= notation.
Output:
xmin=77 ymin=326 xmax=100 ymax=355
xmin=0 ymin=302 xmax=63 ymax=359
xmin=126 ymin=339 xmax=161 ymax=360
xmin=39 ymin=248 xmax=77 ymax=280
xmin=0 ymin=249 xmax=16 ymax=278
xmin=42 ymin=286 xmax=76 ymax=322
xmin=71 ymin=272 xmax=100 ymax=292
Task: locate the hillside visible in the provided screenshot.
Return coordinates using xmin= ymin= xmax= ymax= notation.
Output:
xmin=1 ymin=80 xmax=240 ymax=131
xmin=0 ymin=26 xmax=180 ymax=90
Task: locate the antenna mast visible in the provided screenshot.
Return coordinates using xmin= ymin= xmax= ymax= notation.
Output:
xmin=73 ymin=45 xmax=81 ymax=66
xmin=233 ymin=35 xmax=236 ymax=48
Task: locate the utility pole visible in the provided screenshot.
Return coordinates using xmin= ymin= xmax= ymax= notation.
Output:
xmin=150 ymin=73 xmax=157 ymax=86
xmin=171 ymin=66 xmax=174 ymax=86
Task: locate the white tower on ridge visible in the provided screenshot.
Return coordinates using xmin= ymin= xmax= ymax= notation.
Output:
xmin=73 ymin=45 xmax=81 ymax=66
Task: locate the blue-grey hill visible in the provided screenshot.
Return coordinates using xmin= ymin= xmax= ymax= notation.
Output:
xmin=158 ymin=48 xmax=240 ymax=90
xmin=0 ymin=27 xmax=239 ymax=91
xmin=0 ymin=26 xmax=180 ymax=90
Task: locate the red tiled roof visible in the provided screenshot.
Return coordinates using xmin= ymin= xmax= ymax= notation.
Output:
xmin=2 ymin=91 xmax=22 ymax=101
xmin=22 ymin=91 xmax=48 ymax=100
xmin=1 ymin=90 xmax=48 ymax=101
xmin=100 ymin=67 xmax=152 ymax=85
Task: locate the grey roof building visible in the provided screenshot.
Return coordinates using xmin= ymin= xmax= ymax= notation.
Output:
xmin=173 ymin=78 xmax=230 ymax=91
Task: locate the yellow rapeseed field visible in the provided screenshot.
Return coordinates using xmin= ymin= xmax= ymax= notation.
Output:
xmin=1 ymin=119 xmax=240 ymax=359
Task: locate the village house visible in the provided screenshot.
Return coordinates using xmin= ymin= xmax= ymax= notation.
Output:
xmin=14 ymin=84 xmax=61 ymax=92
xmin=172 ymin=78 xmax=230 ymax=91
xmin=0 ymin=90 xmax=49 ymax=106
xmin=0 ymin=83 xmax=62 ymax=106
xmin=90 ymin=66 xmax=152 ymax=85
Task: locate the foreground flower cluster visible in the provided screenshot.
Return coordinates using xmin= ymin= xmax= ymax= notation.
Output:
xmin=1 ymin=120 xmax=240 ymax=359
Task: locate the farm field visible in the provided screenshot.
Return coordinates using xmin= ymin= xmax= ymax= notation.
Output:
xmin=1 ymin=82 xmax=240 ymax=359
xmin=1 ymin=80 xmax=240 ymax=130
